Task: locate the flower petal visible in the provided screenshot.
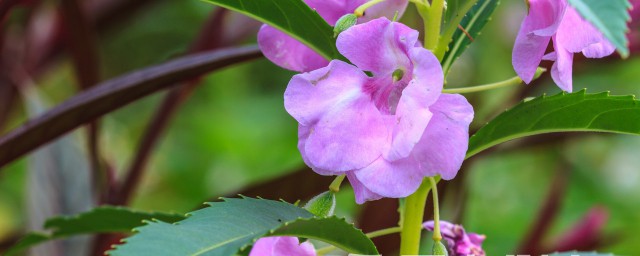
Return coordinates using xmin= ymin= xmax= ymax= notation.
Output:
xmin=411 ymin=94 xmax=474 ymax=180
xmin=304 ymin=0 xmax=354 ymax=25
xmin=384 ymin=47 xmax=444 ymax=160
xmin=298 ymin=125 xmax=338 ymax=176
xmin=556 ymin=7 xmax=615 ymax=57
xmin=347 ymin=172 xmax=383 ymax=204
xmin=337 ymin=18 xmax=417 ymax=74
xmin=353 ymin=156 xmax=423 ymax=198
xmin=360 ymin=0 xmax=409 ymax=22
xmin=258 ymin=25 xmax=328 ymax=72
xmin=285 ymin=60 xmax=389 ymax=172
xmin=512 ymin=0 xmax=566 ymax=83
xmin=550 ymin=37 xmax=574 ymax=92
xmin=250 ymin=237 xmax=316 ymax=256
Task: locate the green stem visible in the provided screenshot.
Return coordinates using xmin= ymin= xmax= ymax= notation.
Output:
xmin=428 ymin=177 xmax=442 ymax=241
xmin=399 ymin=178 xmax=432 ymax=255
xmin=433 ymin=0 xmax=478 ymax=60
xmin=315 ymin=226 xmax=402 ymax=255
xmin=329 ymin=175 xmax=346 ymax=193
xmin=354 ymin=0 xmax=387 ymax=17
xmin=442 ymin=68 xmax=546 ymax=94
xmin=425 ymin=0 xmax=445 ymax=51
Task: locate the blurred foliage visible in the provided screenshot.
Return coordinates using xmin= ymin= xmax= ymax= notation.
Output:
xmin=1 ymin=0 xmax=640 ymax=255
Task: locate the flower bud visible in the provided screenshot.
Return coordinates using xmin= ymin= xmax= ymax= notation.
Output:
xmin=333 ymin=14 xmax=358 ymax=38
xmin=432 ymin=240 xmax=449 ymax=256
xmin=304 ymin=191 xmax=336 ymax=217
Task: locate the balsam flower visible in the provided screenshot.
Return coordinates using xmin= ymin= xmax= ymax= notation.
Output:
xmin=512 ymin=0 xmax=615 ymax=92
xmin=285 ymin=18 xmax=474 ymax=204
xmin=249 ymin=236 xmax=315 ymax=256
xmin=258 ymin=0 xmax=408 ymax=72
xmin=424 ymin=221 xmax=486 ymax=256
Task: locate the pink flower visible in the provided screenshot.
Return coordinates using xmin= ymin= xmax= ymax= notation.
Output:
xmin=424 ymin=221 xmax=486 ymax=256
xmin=249 ymin=237 xmax=315 ymax=256
xmin=284 ymin=18 xmax=474 ymax=204
xmin=258 ymin=0 xmax=409 ymax=72
xmin=512 ymin=0 xmax=615 ymax=92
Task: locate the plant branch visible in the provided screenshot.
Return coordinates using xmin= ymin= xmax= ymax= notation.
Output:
xmin=0 ymin=46 xmax=263 ymax=169
xmin=443 ymin=68 xmax=546 ymax=94
xmin=58 ymin=0 xmax=106 ymax=204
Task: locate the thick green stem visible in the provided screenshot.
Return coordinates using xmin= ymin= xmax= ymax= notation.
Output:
xmin=434 ymin=0 xmax=478 ymax=60
xmin=425 ymin=0 xmax=445 ymax=51
xmin=442 ymin=68 xmax=546 ymax=94
xmin=399 ymin=178 xmax=432 ymax=255
xmin=329 ymin=175 xmax=346 ymax=193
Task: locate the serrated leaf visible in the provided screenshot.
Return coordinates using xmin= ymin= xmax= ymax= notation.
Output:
xmin=270 ymin=217 xmax=376 ymax=254
xmin=548 ymin=251 xmax=616 ymax=256
xmin=443 ymin=0 xmax=475 ymax=25
xmin=442 ymin=0 xmax=500 ymax=75
xmin=203 ymin=0 xmax=343 ymax=61
xmin=5 ymin=206 xmax=184 ymax=255
xmin=109 ymin=197 xmax=378 ymax=256
xmin=568 ymin=0 xmax=631 ymax=57
xmin=467 ymin=90 xmax=640 ymax=158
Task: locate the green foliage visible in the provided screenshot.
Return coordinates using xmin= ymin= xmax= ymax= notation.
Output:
xmin=568 ymin=0 xmax=631 ymax=57
xmin=304 ymin=191 xmax=336 ymax=217
xmin=432 ymin=240 xmax=449 ymax=256
xmin=5 ymin=206 xmax=184 ymax=255
xmin=109 ymin=197 xmax=378 ymax=255
xmin=467 ymin=90 xmax=640 ymax=158
xmin=270 ymin=217 xmax=376 ymax=253
xmin=203 ymin=0 xmax=343 ymax=61
xmin=442 ymin=0 xmax=500 ymax=75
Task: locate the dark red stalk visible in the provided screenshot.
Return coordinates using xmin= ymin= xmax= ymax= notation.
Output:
xmin=516 ymin=165 xmax=570 ymax=254
xmin=111 ymin=7 xmax=261 ymax=206
xmin=0 ymin=45 xmax=262 ymax=169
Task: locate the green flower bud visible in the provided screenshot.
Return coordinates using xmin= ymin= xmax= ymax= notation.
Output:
xmin=304 ymin=191 xmax=336 ymax=217
xmin=432 ymin=240 xmax=449 ymax=256
xmin=333 ymin=14 xmax=358 ymax=38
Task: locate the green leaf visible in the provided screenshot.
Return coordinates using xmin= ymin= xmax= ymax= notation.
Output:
xmin=109 ymin=197 xmax=378 ymax=255
xmin=548 ymin=251 xmax=616 ymax=256
xmin=270 ymin=217 xmax=376 ymax=254
xmin=442 ymin=0 xmax=500 ymax=75
xmin=467 ymin=90 xmax=640 ymax=159
xmin=203 ymin=0 xmax=342 ymax=61
xmin=568 ymin=0 xmax=631 ymax=57
xmin=5 ymin=206 xmax=184 ymax=255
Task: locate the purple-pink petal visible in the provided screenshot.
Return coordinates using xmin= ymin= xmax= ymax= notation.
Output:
xmin=347 ymin=172 xmax=383 ymax=204
xmin=512 ymin=0 xmax=566 ymax=83
xmin=250 ymin=237 xmax=316 ymax=256
xmin=353 ymin=156 xmax=423 ymax=198
xmin=285 ymin=60 xmax=389 ymax=172
xmin=549 ymin=37 xmax=575 ymax=92
xmin=257 ymin=25 xmax=328 ymax=72
xmin=555 ymin=7 xmax=615 ymax=57
xmin=337 ymin=18 xmax=417 ymax=75
xmin=410 ymin=94 xmax=474 ymax=180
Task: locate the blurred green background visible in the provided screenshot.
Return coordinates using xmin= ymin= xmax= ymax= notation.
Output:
xmin=1 ymin=0 xmax=639 ymax=255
